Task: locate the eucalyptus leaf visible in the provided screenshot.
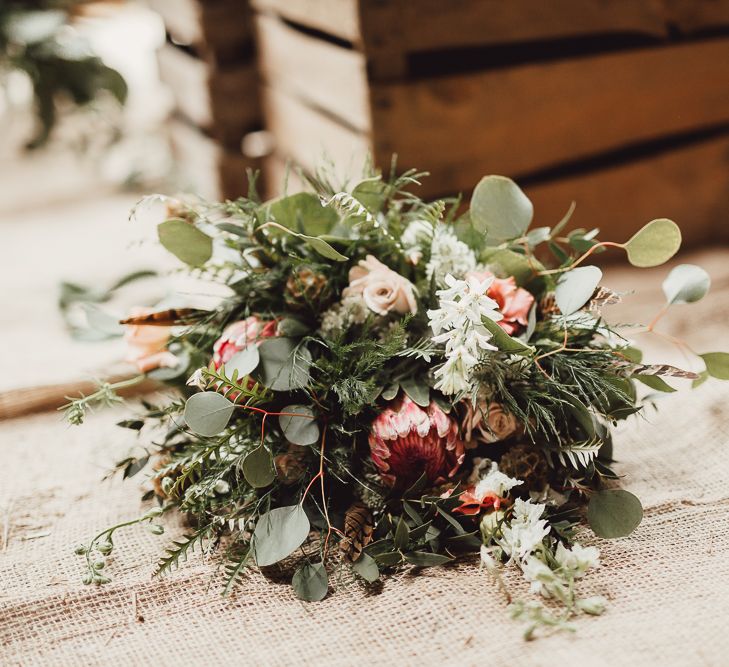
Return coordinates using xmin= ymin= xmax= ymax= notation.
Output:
xmin=481 ymin=248 xmax=544 ymax=286
xmin=304 ymin=235 xmax=349 ymax=262
xmin=257 ymin=338 xmax=312 ymax=391
xmin=635 ymin=375 xmax=676 ymax=393
xmin=526 ymin=226 xmax=551 ymax=248
xmin=625 ymin=219 xmax=681 ymax=268
xmin=555 ymin=266 xmax=603 ymax=315
xmin=292 ymin=561 xmax=329 ymax=601
xmin=352 ymin=552 xmax=379 ymax=583
xmin=279 ymin=405 xmax=319 ymax=445
xmin=404 ymin=551 xmax=452 ymax=567
xmin=157 ymin=219 xmax=213 ymax=267
xmin=224 ymin=346 xmax=260 ymax=379
xmin=183 ymin=392 xmax=234 ymax=437
xmin=692 ymin=370 xmax=709 ymax=388
xmin=242 ymin=446 xmax=276 ymax=488
xmin=401 ymin=378 xmax=429 ymax=407
xmin=277 ymin=318 xmax=310 ymax=337
xmin=352 ymin=177 xmax=386 ymax=213
xmin=394 ymin=516 xmax=410 ymax=550
xmin=662 ymin=264 xmax=711 ymax=305
xmin=481 ymin=317 xmax=533 ymax=355
xmin=382 ymin=384 xmax=399 ymax=401
xmin=253 ymin=505 xmax=310 ymax=567
xmin=701 ymin=352 xmax=729 ymax=380
xmin=587 ymin=489 xmax=643 ymax=538
xmin=270 ymin=192 xmax=338 ymax=236
xmin=82 ymin=304 xmax=123 ymax=336
xmin=470 ymin=175 xmax=533 ymax=241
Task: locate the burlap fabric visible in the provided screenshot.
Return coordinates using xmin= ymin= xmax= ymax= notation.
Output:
xmin=2 ymin=257 xmax=729 ymax=666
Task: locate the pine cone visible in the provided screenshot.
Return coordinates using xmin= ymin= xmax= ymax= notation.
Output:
xmin=539 ymin=292 xmax=561 ymax=317
xmin=340 ymin=502 xmax=374 ymax=562
xmin=285 ymin=267 xmax=328 ymax=308
xmin=499 ymin=444 xmax=549 ymax=492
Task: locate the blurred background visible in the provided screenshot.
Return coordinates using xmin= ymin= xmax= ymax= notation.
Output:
xmin=1 ymin=0 xmax=728 ymax=417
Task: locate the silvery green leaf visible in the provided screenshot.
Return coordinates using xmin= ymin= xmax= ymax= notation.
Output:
xmin=587 ymin=489 xmax=643 ymax=538
xmin=157 ymin=219 xmax=213 ymax=267
xmin=351 ymin=553 xmax=379 ymax=583
xmin=279 ymin=405 xmax=319 ymax=445
xmin=242 ymin=446 xmax=275 ymax=488
xmin=257 ymin=338 xmax=312 ymax=391
xmin=662 ymin=264 xmax=711 ymax=304
xmin=625 ymin=219 xmax=681 ymax=268
xmin=224 ymin=345 xmax=260 ymax=379
xmin=555 ymin=266 xmax=603 ymax=315
xmin=183 ymin=392 xmax=234 ymax=436
xmin=401 ymin=378 xmax=429 ymax=407
xmin=292 ymin=562 xmax=329 ymax=602
xmin=470 ymin=175 xmax=533 ymax=241
xmin=253 ymin=505 xmax=310 ymax=566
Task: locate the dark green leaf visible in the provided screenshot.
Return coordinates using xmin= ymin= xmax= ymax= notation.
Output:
xmin=635 ymin=375 xmax=676 ymax=393
xmin=352 ymin=552 xmax=379 ymax=583
xmin=481 ymin=317 xmax=533 ymax=355
xmin=157 ymin=219 xmax=213 ymax=267
xmin=394 ymin=516 xmax=410 ymax=550
xmin=404 ymin=551 xmax=452 ymax=567
xmin=242 ymin=446 xmax=275 ymax=488
xmin=587 ymin=489 xmax=643 ymax=538
xmin=292 ymin=562 xmax=328 ymax=601
xmin=401 ymin=378 xmax=429 ymax=407
xmin=270 ymin=192 xmax=338 ymax=236
xmin=253 ymin=505 xmax=310 ymax=566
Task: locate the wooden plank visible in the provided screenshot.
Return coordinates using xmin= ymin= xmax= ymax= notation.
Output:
xmin=371 ymin=39 xmax=729 ymax=196
xmin=261 ymin=86 xmax=371 ymax=189
xmin=252 ymin=0 xmax=668 ymax=53
xmin=359 ymin=0 xmax=668 ymax=59
xmin=168 ymin=118 xmax=258 ymax=200
xmin=663 ymin=0 xmax=729 ymax=33
xmin=255 ymin=14 xmax=370 ymax=131
xmin=250 ymin=0 xmax=361 ymax=43
xmin=525 ymin=133 xmax=729 ymax=248
xmin=149 ymin=0 xmax=253 ymax=63
xmin=157 ymin=42 xmax=260 ymax=147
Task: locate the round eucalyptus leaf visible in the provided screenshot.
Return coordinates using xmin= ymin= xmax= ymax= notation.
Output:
xmin=183 ymin=392 xmax=234 ymax=437
xmin=270 ymin=192 xmax=338 ymax=236
xmin=157 ymin=219 xmax=213 ymax=267
xmin=278 ymin=405 xmax=319 ymax=445
xmin=147 ymin=349 xmax=190 ymax=381
xmin=224 ymin=345 xmax=260 ymax=380
xmin=555 ymin=266 xmax=603 ymax=315
xmin=470 ymin=175 xmax=533 ymax=241
xmin=242 ymin=446 xmax=276 ymax=488
xmin=292 ymin=561 xmax=329 ymax=602
xmin=257 ymin=338 xmax=312 ymax=391
xmin=662 ymin=264 xmax=711 ymax=305
xmin=351 ymin=552 xmax=379 ymax=583
xmin=625 ymin=219 xmax=681 ymax=268
xmin=701 ymin=352 xmax=729 ymax=380
xmin=401 ymin=378 xmax=430 ymax=407
xmin=587 ymin=489 xmax=643 ymax=538
xmin=253 ymin=505 xmax=310 ymax=567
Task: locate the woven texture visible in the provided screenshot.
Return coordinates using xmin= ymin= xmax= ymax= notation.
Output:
xmin=2 ymin=256 xmax=729 ymax=666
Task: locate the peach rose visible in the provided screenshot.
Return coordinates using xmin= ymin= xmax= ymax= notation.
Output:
xmin=467 ymin=270 xmax=534 ymax=335
xmin=342 ymin=255 xmax=417 ymax=316
xmin=463 ymin=400 xmax=521 ymax=447
xmin=124 ymin=307 xmax=178 ymax=373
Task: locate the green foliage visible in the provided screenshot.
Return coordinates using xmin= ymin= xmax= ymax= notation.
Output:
xmin=662 ymin=264 xmax=711 ymax=304
xmin=183 ymin=392 xmax=235 ymax=437
xmin=154 ymin=525 xmax=214 ymax=577
xmin=587 ymin=490 xmax=643 ymax=538
xmin=252 ymin=505 xmax=310 ymax=567
xmin=292 ymin=562 xmax=329 ymax=601
xmin=470 ymin=175 xmax=534 ymax=241
xmin=624 ymin=219 xmax=681 ymax=267
xmin=158 ymin=219 xmax=213 ymax=267
xmin=555 ymin=266 xmax=602 ymax=315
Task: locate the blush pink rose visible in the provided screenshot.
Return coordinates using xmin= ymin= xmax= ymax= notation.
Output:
xmin=467 ymin=270 xmax=534 ymax=335
xmin=212 ymin=316 xmax=278 ymax=369
xmin=342 ymin=255 xmax=417 ymax=316
xmin=124 ymin=307 xmax=178 ymax=373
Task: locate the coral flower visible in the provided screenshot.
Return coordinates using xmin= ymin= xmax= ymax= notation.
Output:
xmin=212 ymin=316 xmax=277 ymax=369
xmin=467 ymin=270 xmax=534 ymax=335
xmin=369 ymin=395 xmax=465 ymax=488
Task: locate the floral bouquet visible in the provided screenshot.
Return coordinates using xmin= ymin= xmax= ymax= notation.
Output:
xmin=67 ymin=168 xmax=729 ymax=636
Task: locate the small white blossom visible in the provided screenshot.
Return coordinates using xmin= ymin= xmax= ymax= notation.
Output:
xmin=554 ymin=542 xmax=600 ymax=578
xmin=426 ymin=227 xmax=476 ymax=282
xmin=474 ymin=461 xmax=522 ymax=499
xmin=213 ymin=479 xmax=230 ymax=494
xmin=402 ymin=219 xmax=434 ymax=248
xmin=497 ymin=498 xmax=550 ymax=562
xmin=427 ymin=274 xmax=503 ymax=395
xmin=576 ymin=595 xmax=608 ymax=615
xmin=521 ymin=555 xmax=557 ymax=596
xmin=186 ymin=367 xmax=206 ymax=389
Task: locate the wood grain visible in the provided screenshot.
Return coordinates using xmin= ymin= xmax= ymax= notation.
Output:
xmin=157 ymin=42 xmax=260 ymax=147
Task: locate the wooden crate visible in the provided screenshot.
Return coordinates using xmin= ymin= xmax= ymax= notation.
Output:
xmin=168 ymin=118 xmax=259 ymax=200
xmin=254 ymin=0 xmax=729 ymax=242
xmin=148 ymin=0 xmax=253 ymax=65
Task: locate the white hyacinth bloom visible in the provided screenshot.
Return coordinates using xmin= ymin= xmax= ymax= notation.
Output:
xmin=521 ymin=555 xmax=557 ymax=596
xmin=426 ymin=226 xmax=477 ymax=282
xmin=427 ymin=274 xmax=504 ymax=395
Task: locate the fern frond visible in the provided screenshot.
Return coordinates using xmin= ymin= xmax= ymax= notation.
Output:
xmin=154 ymin=525 xmax=214 ymax=577
xmin=222 ymin=548 xmax=252 ymax=596
xmin=549 ymin=437 xmax=602 ymax=470
xmin=324 ymin=191 xmax=376 ymax=223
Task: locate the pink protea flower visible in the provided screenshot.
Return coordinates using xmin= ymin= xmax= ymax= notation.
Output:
xmin=369 ymin=395 xmax=465 ymax=488
xmin=212 ymin=316 xmax=277 ymax=369
xmin=467 ymin=270 xmax=534 ymax=335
